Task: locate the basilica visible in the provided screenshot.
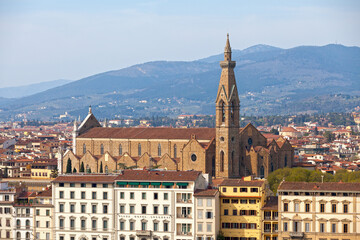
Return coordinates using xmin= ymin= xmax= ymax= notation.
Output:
xmin=61 ymin=35 xmax=294 ymax=179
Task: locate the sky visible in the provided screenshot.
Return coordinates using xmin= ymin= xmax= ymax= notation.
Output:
xmin=0 ymin=0 xmax=359 ymax=88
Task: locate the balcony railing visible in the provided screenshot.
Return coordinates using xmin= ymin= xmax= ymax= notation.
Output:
xmin=289 ymin=232 xmax=304 ymax=238
xmin=136 ymin=230 xmax=152 ymax=236
xmin=177 ymin=232 xmax=192 ymax=236
xmin=177 ymin=214 xmax=192 ymax=219
xmin=176 ymin=199 xmax=192 ymax=203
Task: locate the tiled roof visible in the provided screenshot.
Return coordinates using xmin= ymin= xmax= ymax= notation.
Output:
xmin=278 ymin=181 xmax=360 ymax=192
xmin=194 ymin=189 xmax=219 ymax=197
xmin=219 ymin=179 xmax=264 ymax=187
xmin=115 ymin=170 xmax=201 ymax=182
xmin=53 ymin=174 xmax=119 ymax=183
xmin=36 ymin=188 xmax=52 ymax=198
xmin=78 ymin=127 xmax=215 ymax=140
xmin=262 ymin=196 xmax=278 ymax=210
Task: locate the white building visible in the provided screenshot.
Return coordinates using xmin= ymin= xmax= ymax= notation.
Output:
xmin=0 ymin=181 xmax=16 ymax=240
xmin=278 ymin=181 xmax=360 ymax=240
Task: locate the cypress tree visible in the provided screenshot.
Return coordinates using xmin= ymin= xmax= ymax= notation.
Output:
xmin=73 ymin=168 xmax=77 ymax=173
xmin=100 ymin=162 xmax=103 ymax=173
xmin=66 ymin=159 xmax=72 ymax=173
xmin=80 ymin=162 xmax=85 ymax=172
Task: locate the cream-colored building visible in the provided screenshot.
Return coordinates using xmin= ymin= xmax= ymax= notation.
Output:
xmin=278 ymin=181 xmax=360 ymax=240
xmin=0 ymin=182 xmax=15 ymax=240
xmin=194 ymin=189 xmax=220 ymax=240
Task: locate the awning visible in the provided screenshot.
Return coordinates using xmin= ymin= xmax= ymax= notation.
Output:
xmin=128 ymin=182 xmax=140 ymax=185
xmin=176 ymin=182 xmax=189 ymax=186
xmin=140 ymin=182 xmax=150 ymax=186
xmin=163 ymin=182 xmax=174 ymax=186
xmin=116 ymin=182 xmax=128 ymax=185
xmin=150 ymin=182 xmax=161 ymax=186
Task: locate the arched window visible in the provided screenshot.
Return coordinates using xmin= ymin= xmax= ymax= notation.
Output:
xmin=284 ymin=155 xmax=288 ymax=167
xmin=100 ymin=144 xmax=104 ymax=155
xmin=86 ymin=164 xmax=90 ymax=173
xmin=221 ymin=101 xmax=225 ymax=122
xmin=260 ymin=165 xmax=265 ymax=178
xmin=158 ymin=144 xmax=161 ymax=156
xmin=16 ymin=232 xmax=21 ymax=240
xmin=26 ymin=220 xmax=30 ymax=228
xmin=105 ymin=165 xmax=108 ymax=174
xmin=138 ymin=144 xmax=141 ymax=156
xmin=83 ymin=144 xmax=86 ymax=154
xmin=220 ymin=151 xmax=224 ymax=172
xmin=119 ymin=144 xmax=122 ymax=156
xmin=26 ymin=232 xmax=30 ymax=240
xmin=174 ymin=145 xmax=177 ymax=158
xmin=16 ymin=219 xmax=20 ymax=227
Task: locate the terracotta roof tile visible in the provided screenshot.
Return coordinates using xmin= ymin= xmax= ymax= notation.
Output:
xmin=194 ymin=189 xmax=219 ymax=197
xmin=262 ymin=196 xmax=278 ymax=210
xmin=278 ymin=181 xmax=360 ymax=192
xmin=220 ymin=179 xmax=265 ymax=187
xmin=79 ymin=127 xmax=215 ymax=140
xmin=53 ymin=174 xmax=118 ymax=183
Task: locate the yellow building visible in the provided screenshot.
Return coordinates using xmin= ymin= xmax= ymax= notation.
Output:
xmin=219 ymin=177 xmax=267 ymax=240
xmin=31 ymin=159 xmax=57 ymax=179
xmin=261 ymin=196 xmax=278 ymax=240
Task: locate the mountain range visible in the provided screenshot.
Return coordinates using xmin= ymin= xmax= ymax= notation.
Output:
xmin=0 ymin=44 xmax=359 ymax=121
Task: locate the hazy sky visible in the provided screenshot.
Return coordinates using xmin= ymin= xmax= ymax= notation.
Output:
xmin=0 ymin=0 xmax=359 ymax=88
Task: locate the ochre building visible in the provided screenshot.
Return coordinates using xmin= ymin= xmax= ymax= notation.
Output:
xmin=61 ymin=35 xmax=294 ymax=179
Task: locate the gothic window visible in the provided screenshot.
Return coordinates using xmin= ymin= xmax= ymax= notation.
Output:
xmin=17 ymin=232 xmax=21 ymax=240
xmin=231 ymin=101 xmax=235 ymax=122
xmin=221 ymin=102 xmax=225 ymax=122
xmin=86 ymin=165 xmax=90 ymax=173
xmin=119 ymin=144 xmax=122 ymax=156
xmin=271 ymin=163 xmax=274 ymax=172
xmin=105 ymin=165 xmax=108 ymax=174
xmin=138 ymin=144 xmax=141 ymax=156
xmin=284 ymin=155 xmax=288 ymax=167
xmin=158 ymin=144 xmax=161 ymax=156
xmin=220 ymin=151 xmax=224 ymax=172
xmin=212 ymin=156 xmax=216 ymax=177
xmin=174 ymin=145 xmax=177 ymax=158
xmin=100 ymin=144 xmax=104 ymax=155
xmin=83 ymin=144 xmax=86 ymax=154
xmin=26 ymin=232 xmax=30 ymax=240
xmin=260 ymin=166 xmax=265 ymax=178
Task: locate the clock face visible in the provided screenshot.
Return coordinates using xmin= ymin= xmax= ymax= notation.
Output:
xmin=248 ymin=138 xmax=253 ymax=145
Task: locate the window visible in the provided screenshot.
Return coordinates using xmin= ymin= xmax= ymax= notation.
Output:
xmin=103 ymin=219 xmax=108 ymax=230
xmin=220 ymin=151 xmax=224 ymax=172
xmin=138 ymin=143 xmax=141 ymax=156
xmin=320 ymin=223 xmax=325 ymax=232
xmin=249 ymin=199 xmax=256 ymax=204
xmin=164 ymin=222 xmax=168 ymax=231
xmin=198 ymin=210 xmax=203 ymax=219
xmin=294 ymin=202 xmax=299 ymax=212
xmin=207 ymin=199 xmax=212 ymax=207
xmin=119 ymin=144 xmax=122 ymax=155
xmin=154 ymin=193 xmax=158 ymax=200
xmin=206 ymin=211 xmax=213 ymax=219
xmin=305 ymin=222 xmax=310 ymax=232
xmin=103 ymin=205 xmax=108 ymax=214
xmin=59 ymin=191 xmax=64 ymax=199
xmin=343 ymin=223 xmax=348 ymax=233
xmin=207 ymin=223 xmax=212 ymax=232
xmin=153 ymin=206 xmax=158 ymax=214
xmin=251 ymin=188 xmax=258 ymax=192
xmin=92 ymin=183 xmax=97 ymax=188
xmin=130 ymin=192 xmax=134 ymax=199
xmin=344 ymin=204 xmax=348 ymax=213
xmin=164 ymin=206 xmax=168 ymax=214
xmin=83 ymin=144 xmax=86 ymax=154
xmin=92 ymin=204 xmax=97 ymax=213
xmin=233 ymin=209 xmax=237 ymax=215
xmin=240 ymin=188 xmax=247 ymax=192
xmin=284 ymin=203 xmax=288 ymax=212
xmin=59 ymin=183 xmax=64 ymax=187
xmin=141 ymin=221 xmax=147 ymax=231
xmin=153 ymin=222 xmax=158 ymax=231
xmin=70 ymin=183 xmax=75 ymax=187
xmin=198 ymin=198 xmax=203 ymax=206
xmin=103 ymin=192 xmax=108 ymax=200
xmin=142 ymin=192 xmax=146 ymax=199
xmin=81 ymin=191 xmax=86 ymax=199
xmin=142 ymin=205 xmax=147 ymax=214
xmin=332 ymin=223 xmax=336 ymax=233
xmin=158 ymin=144 xmax=161 ymax=156
xmin=59 ymin=203 xmax=64 ymax=212
xmin=36 ymin=209 xmax=40 ymax=215
xmin=120 ymin=192 xmax=124 ymax=199
xmin=130 ymin=205 xmax=135 ymax=214
xmin=70 ymin=204 xmax=75 ymax=213
xmin=284 ymin=222 xmax=288 ymax=232
xmin=92 ymin=219 xmax=97 ymax=230
xmin=92 ymin=192 xmax=96 ymax=199
xmin=224 ymin=209 xmax=228 ymax=215
xmin=120 ymin=205 xmax=124 ymax=213
xmin=320 ymin=203 xmax=325 ymax=212
xmin=240 ymin=199 xmax=247 ymax=204
xmin=81 ymin=219 xmax=86 ymax=230
xmin=81 ymin=204 xmax=86 ymax=213
xmin=70 ymin=219 xmax=75 ymax=229
xmin=305 ymin=203 xmax=310 ymax=212
xmin=174 ymin=144 xmax=177 ymax=158
xmin=164 ymin=193 xmax=168 ymax=200
xmin=332 ymin=204 xmax=337 ymax=213
xmin=222 ymin=199 xmax=230 ymax=204
xmin=233 ymin=187 xmax=237 ymax=192
xmin=100 ymin=144 xmax=104 ymax=154
xmin=59 ymin=218 xmax=64 ymax=228
xmin=130 ymin=221 xmax=134 ymax=230
xmin=46 ymin=221 xmax=49 ymax=228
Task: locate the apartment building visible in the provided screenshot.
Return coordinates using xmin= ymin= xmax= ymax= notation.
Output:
xmin=14 ymin=203 xmax=34 ymax=240
xmin=261 ymin=196 xmax=278 ymax=240
xmin=278 ymin=181 xmax=360 ymax=240
xmin=0 ymin=182 xmax=15 ymax=240
xmin=194 ymin=189 xmax=220 ymax=240
xmin=52 ymin=174 xmax=118 ymax=240
xmin=115 ymin=170 xmax=208 ymax=240
xmin=219 ymin=177 xmax=267 ymax=240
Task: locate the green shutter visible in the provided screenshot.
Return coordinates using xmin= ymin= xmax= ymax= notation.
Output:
xmin=176 ymin=182 xmax=189 ymax=186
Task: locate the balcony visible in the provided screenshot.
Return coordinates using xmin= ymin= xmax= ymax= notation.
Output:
xmin=289 ymin=232 xmax=304 ymax=238
xmin=177 ymin=214 xmax=192 ymax=219
xmin=136 ymin=230 xmax=152 ymax=237
xmin=177 ymin=232 xmax=192 ymax=236
xmin=176 ymin=199 xmax=192 ymax=203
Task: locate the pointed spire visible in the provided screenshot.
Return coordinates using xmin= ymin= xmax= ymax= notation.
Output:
xmin=73 ymin=119 xmax=78 ymax=131
xmin=88 ymin=105 xmax=92 ymax=114
xmin=224 ymin=33 xmax=232 ymax=61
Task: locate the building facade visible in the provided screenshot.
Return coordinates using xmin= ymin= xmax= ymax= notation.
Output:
xmin=278 ymin=181 xmax=360 ymax=240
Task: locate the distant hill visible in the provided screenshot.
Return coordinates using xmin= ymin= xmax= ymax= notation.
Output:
xmin=0 ymin=79 xmax=72 ymax=98
xmin=0 ymin=44 xmax=359 ymax=121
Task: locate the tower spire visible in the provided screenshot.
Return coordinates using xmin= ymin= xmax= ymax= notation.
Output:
xmin=224 ymin=33 xmax=231 ymax=61
xmin=88 ymin=105 xmax=92 ymax=114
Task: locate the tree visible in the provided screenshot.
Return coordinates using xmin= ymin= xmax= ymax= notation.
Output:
xmin=87 ymin=168 xmax=92 ymax=173
xmin=50 ymin=168 xmax=58 ymax=178
xmin=270 ymin=128 xmax=279 ymax=135
xmin=100 ymin=162 xmax=103 ymax=173
xmin=217 ymin=231 xmax=225 ymax=240
xmin=323 ymin=131 xmax=335 ymax=143
xmin=73 ymin=168 xmax=77 ymax=173
xmin=80 ymin=162 xmax=85 ymax=173
xmin=314 ymin=126 xmax=319 ymax=135
xmin=66 ymin=159 xmax=72 ymax=173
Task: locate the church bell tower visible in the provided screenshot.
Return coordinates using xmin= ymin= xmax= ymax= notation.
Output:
xmin=215 ymin=34 xmax=240 ymax=178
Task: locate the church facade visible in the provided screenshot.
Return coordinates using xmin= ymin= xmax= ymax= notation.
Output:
xmin=62 ymin=35 xmax=294 ymax=179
